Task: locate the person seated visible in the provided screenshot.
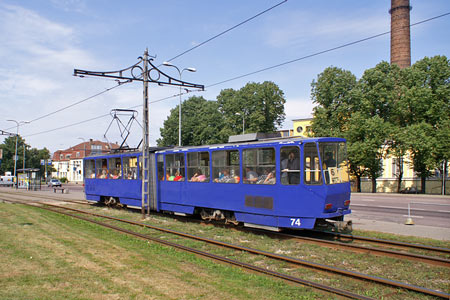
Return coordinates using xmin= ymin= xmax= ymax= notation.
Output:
xmin=197 ymin=174 xmax=207 ymax=182
xmin=214 ymin=169 xmax=234 ymax=183
xmin=191 ymin=172 xmax=207 ymax=182
xmin=244 ymin=167 xmax=258 ymax=184
xmin=173 ymin=171 xmax=183 ymax=181
xmin=100 ymin=169 xmax=108 ymax=179
xmin=263 ymin=171 xmax=276 ymax=184
xmin=165 ymin=171 xmax=170 ymax=181
xmin=111 ymin=170 xmax=120 ymax=179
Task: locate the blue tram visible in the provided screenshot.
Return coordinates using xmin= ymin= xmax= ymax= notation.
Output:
xmin=84 ymin=135 xmax=351 ymax=231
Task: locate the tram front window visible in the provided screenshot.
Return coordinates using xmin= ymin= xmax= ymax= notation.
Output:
xmin=85 ymin=160 xmax=95 ymax=178
xmin=319 ymin=142 xmax=349 ymax=184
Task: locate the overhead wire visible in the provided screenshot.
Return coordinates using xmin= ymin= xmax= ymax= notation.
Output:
xmin=18 ymin=11 xmax=450 ymax=139
xmin=207 ymin=12 xmax=450 ymax=88
xmin=164 ymin=0 xmax=288 ymax=63
xmin=8 ymin=2 xmax=288 ymax=134
xmin=3 ymin=81 xmax=129 ymax=132
xmin=23 ymin=92 xmax=184 ymax=137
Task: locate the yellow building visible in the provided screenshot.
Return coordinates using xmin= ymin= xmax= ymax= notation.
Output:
xmin=292 ymin=118 xmax=313 ymax=137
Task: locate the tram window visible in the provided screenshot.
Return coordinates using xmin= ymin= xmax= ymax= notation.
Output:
xmin=212 ymin=150 xmax=240 ymax=183
xmin=319 ymin=142 xmax=349 ymax=184
xmin=123 ymin=156 xmax=138 ymax=180
xmin=304 ymin=143 xmax=322 ymax=185
xmin=96 ymin=158 xmax=108 ymax=179
xmin=280 ymin=146 xmax=300 ymax=185
xmin=109 ymin=157 xmax=122 ymax=179
xmin=166 ymin=153 xmax=185 ymax=181
xmin=84 ymin=160 xmax=95 ymax=178
xmin=157 ymin=155 xmax=164 ymax=181
xmin=187 ymin=152 xmax=210 ymax=182
xmin=243 ymin=148 xmax=276 ymax=184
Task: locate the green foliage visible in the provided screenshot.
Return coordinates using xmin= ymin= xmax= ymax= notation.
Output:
xmin=0 ymin=135 xmax=51 ymax=175
xmin=311 ymin=66 xmax=357 ymax=137
xmin=311 ymin=55 xmax=450 ymax=193
xmin=217 ymin=81 xmax=286 ymax=135
xmin=158 ymin=82 xmax=286 ymax=147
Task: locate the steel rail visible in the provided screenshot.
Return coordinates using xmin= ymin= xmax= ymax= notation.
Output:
xmin=249 ymin=229 xmax=450 ymax=267
xmin=3 ymin=196 xmax=448 ymax=299
xmin=309 ymin=229 xmax=450 ymax=254
xmin=3 ymin=198 xmax=373 ymax=300
xmin=3 ymin=190 xmax=449 ymax=264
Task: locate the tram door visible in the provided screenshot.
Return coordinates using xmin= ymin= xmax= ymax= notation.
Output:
xmin=303 ymin=143 xmax=323 ymax=186
xmin=149 ymin=153 xmax=158 ymax=211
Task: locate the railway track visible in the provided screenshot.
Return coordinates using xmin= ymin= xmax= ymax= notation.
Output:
xmin=3 ymin=190 xmax=450 ymax=266
xmin=1 ymin=194 xmax=449 ymax=299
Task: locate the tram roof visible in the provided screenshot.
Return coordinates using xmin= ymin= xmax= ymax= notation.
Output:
xmin=156 ymin=135 xmax=345 ymax=153
xmin=84 ymin=135 xmax=345 ymax=158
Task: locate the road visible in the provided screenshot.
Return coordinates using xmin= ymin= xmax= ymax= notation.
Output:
xmin=350 ymin=193 xmax=450 ymax=228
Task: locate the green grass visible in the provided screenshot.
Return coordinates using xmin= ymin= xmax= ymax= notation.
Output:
xmin=0 ymin=203 xmax=325 ymax=300
xmin=80 ymin=204 xmax=450 ymax=299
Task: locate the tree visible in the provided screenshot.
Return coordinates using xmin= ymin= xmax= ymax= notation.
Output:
xmin=217 ymin=81 xmax=286 ymax=135
xmin=311 ymin=63 xmax=395 ymax=192
xmin=0 ymin=136 xmax=51 ymax=177
xmin=311 ymin=67 xmax=358 ymax=137
xmin=157 ymin=96 xmax=225 ymax=147
xmin=158 ymin=82 xmax=287 ymax=147
xmin=0 ymin=135 xmax=24 ymax=175
xmin=347 ymin=113 xmax=390 ymax=193
xmin=399 ymin=56 xmax=450 ymax=193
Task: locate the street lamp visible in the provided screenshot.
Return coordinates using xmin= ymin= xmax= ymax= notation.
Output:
xmin=6 ymin=120 xmax=29 ymax=188
xmin=235 ymin=112 xmax=245 ymax=135
xmin=163 ymin=61 xmax=196 ymax=147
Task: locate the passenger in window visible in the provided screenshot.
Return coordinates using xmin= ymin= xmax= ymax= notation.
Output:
xmin=190 ymin=170 xmax=207 ymax=182
xmin=244 ymin=167 xmax=258 ymax=184
xmin=100 ymin=169 xmax=108 ymax=179
xmin=256 ymin=169 xmax=271 ymax=184
xmin=323 ymin=152 xmax=336 ymax=168
xmin=282 ymin=151 xmax=300 ymax=184
xmin=111 ymin=170 xmax=120 ymax=179
xmin=174 ymin=171 xmax=183 ymax=181
xmin=263 ymin=171 xmax=276 ymax=184
xmin=214 ymin=169 xmax=234 ymax=183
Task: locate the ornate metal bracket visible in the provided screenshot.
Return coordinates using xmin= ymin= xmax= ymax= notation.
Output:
xmin=1 ymin=130 xmax=16 ymax=136
xmin=74 ymin=55 xmax=204 ymax=91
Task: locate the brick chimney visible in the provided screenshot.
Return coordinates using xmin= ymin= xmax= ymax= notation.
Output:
xmin=390 ymin=0 xmax=412 ymax=69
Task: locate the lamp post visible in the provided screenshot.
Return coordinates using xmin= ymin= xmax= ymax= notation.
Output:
xmin=235 ymin=112 xmax=245 ymax=135
xmin=162 ymin=62 xmax=196 ymax=147
xmin=22 ymin=143 xmax=26 ymax=170
xmin=7 ymin=120 xmax=29 ymax=188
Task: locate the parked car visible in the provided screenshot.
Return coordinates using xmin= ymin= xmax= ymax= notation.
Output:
xmin=399 ymin=187 xmax=419 ymax=194
xmin=48 ymin=179 xmax=62 ymax=187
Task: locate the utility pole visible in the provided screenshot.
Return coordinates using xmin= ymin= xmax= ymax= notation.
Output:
xmin=74 ymin=49 xmax=204 ymax=218
xmin=141 ymin=50 xmax=150 ymax=217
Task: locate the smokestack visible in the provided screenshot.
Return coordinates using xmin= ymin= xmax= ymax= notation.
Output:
xmin=390 ymin=0 xmax=412 ymax=69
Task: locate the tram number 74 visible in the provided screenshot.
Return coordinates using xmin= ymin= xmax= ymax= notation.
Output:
xmin=290 ymin=218 xmax=301 ymax=227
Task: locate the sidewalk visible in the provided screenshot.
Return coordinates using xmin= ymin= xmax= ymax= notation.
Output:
xmin=347 ymin=215 xmax=450 ymax=241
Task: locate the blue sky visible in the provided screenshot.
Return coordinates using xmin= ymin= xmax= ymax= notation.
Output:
xmin=1 ymin=0 xmax=449 ymax=152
